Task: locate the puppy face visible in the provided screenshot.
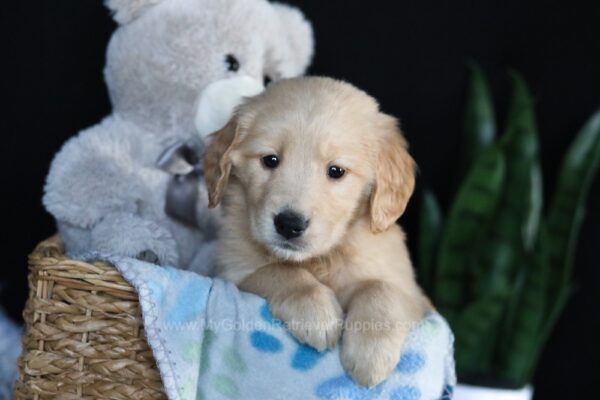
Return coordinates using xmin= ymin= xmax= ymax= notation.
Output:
xmin=204 ymin=77 xmax=415 ymax=262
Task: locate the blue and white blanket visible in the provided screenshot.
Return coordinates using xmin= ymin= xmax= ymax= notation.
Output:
xmin=103 ymin=257 xmax=456 ymax=400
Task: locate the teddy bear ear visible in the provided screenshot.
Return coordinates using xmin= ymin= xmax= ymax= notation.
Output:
xmin=271 ymin=2 xmax=315 ymax=74
xmin=104 ymin=0 xmax=164 ymax=24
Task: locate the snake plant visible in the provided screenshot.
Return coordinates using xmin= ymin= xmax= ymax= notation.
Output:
xmin=418 ymin=65 xmax=600 ymax=388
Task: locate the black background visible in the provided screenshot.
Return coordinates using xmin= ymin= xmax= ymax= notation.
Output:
xmin=2 ymin=1 xmax=599 ymax=398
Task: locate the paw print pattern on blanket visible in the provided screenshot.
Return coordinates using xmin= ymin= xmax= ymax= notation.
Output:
xmin=250 ymin=303 xmax=327 ymax=370
xmin=249 ymin=304 xmax=452 ymax=400
xmin=196 ymin=329 xmax=249 ymax=399
xmin=315 ymin=351 xmax=425 ymax=400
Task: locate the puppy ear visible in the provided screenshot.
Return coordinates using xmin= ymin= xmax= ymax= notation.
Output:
xmin=369 ymin=115 xmax=416 ymax=233
xmin=203 ymin=118 xmax=241 ymax=208
xmin=271 ymin=2 xmax=314 ymax=75
xmin=105 ymin=0 xmax=164 ymax=24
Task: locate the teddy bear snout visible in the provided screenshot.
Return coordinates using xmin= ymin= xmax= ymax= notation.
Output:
xmin=194 ymin=76 xmax=264 ymax=139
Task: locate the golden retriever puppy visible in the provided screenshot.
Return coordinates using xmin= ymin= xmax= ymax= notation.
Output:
xmin=203 ymin=77 xmax=431 ymax=387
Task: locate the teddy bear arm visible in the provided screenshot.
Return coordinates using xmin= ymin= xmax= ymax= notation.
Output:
xmin=89 ymin=211 xmax=179 ymax=265
xmin=43 ymin=125 xmax=146 ymax=229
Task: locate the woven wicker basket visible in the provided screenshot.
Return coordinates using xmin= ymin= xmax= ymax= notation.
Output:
xmin=14 ymin=236 xmax=167 ymax=399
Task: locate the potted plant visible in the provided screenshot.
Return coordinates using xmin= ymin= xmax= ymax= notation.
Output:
xmin=417 ymin=65 xmax=600 ymax=399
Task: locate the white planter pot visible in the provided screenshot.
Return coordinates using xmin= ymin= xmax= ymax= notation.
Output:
xmin=453 ymin=384 xmax=533 ymax=400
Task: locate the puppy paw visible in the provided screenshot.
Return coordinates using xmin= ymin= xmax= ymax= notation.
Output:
xmin=271 ymin=285 xmax=343 ymax=351
xmin=341 ymin=326 xmax=405 ymax=387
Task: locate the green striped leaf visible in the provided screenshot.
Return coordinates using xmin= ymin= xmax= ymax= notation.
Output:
xmin=473 ymin=73 xmax=541 ymax=301
xmin=434 ymin=148 xmax=506 ymax=321
xmin=496 ymin=259 xmax=546 ymax=386
xmin=541 ymin=110 xmax=600 ymax=301
xmin=501 ymin=109 xmax=600 ymax=385
xmin=459 ymin=75 xmax=543 ymax=374
xmin=463 ymin=63 xmax=497 ymax=170
xmin=499 ymin=73 xmax=543 ymax=250
xmin=454 ymin=288 xmax=510 ymax=377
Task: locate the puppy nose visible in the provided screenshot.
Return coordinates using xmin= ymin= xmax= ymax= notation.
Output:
xmin=274 ymin=210 xmax=309 ymax=239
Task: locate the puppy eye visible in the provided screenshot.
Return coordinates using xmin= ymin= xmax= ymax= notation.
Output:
xmin=261 ymin=155 xmax=280 ymax=169
xmin=328 ymin=165 xmax=345 ymax=179
xmin=263 ymin=75 xmax=273 ymax=86
xmin=225 ymin=54 xmax=240 ymax=72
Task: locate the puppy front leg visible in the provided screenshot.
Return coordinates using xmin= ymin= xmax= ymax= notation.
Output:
xmin=240 ymin=265 xmax=343 ymax=351
xmin=340 ymin=280 xmax=427 ymax=387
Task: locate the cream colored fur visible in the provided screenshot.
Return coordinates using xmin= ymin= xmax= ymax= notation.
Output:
xmin=203 ymin=77 xmax=431 ymax=387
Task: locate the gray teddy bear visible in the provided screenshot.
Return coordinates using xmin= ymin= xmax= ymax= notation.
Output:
xmin=43 ymin=0 xmax=314 ymax=274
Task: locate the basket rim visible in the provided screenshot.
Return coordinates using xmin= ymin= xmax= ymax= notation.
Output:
xmin=29 ymin=235 xmax=138 ymax=298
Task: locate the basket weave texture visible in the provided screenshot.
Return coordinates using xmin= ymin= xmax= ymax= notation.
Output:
xmin=14 ymin=236 xmax=167 ymax=399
